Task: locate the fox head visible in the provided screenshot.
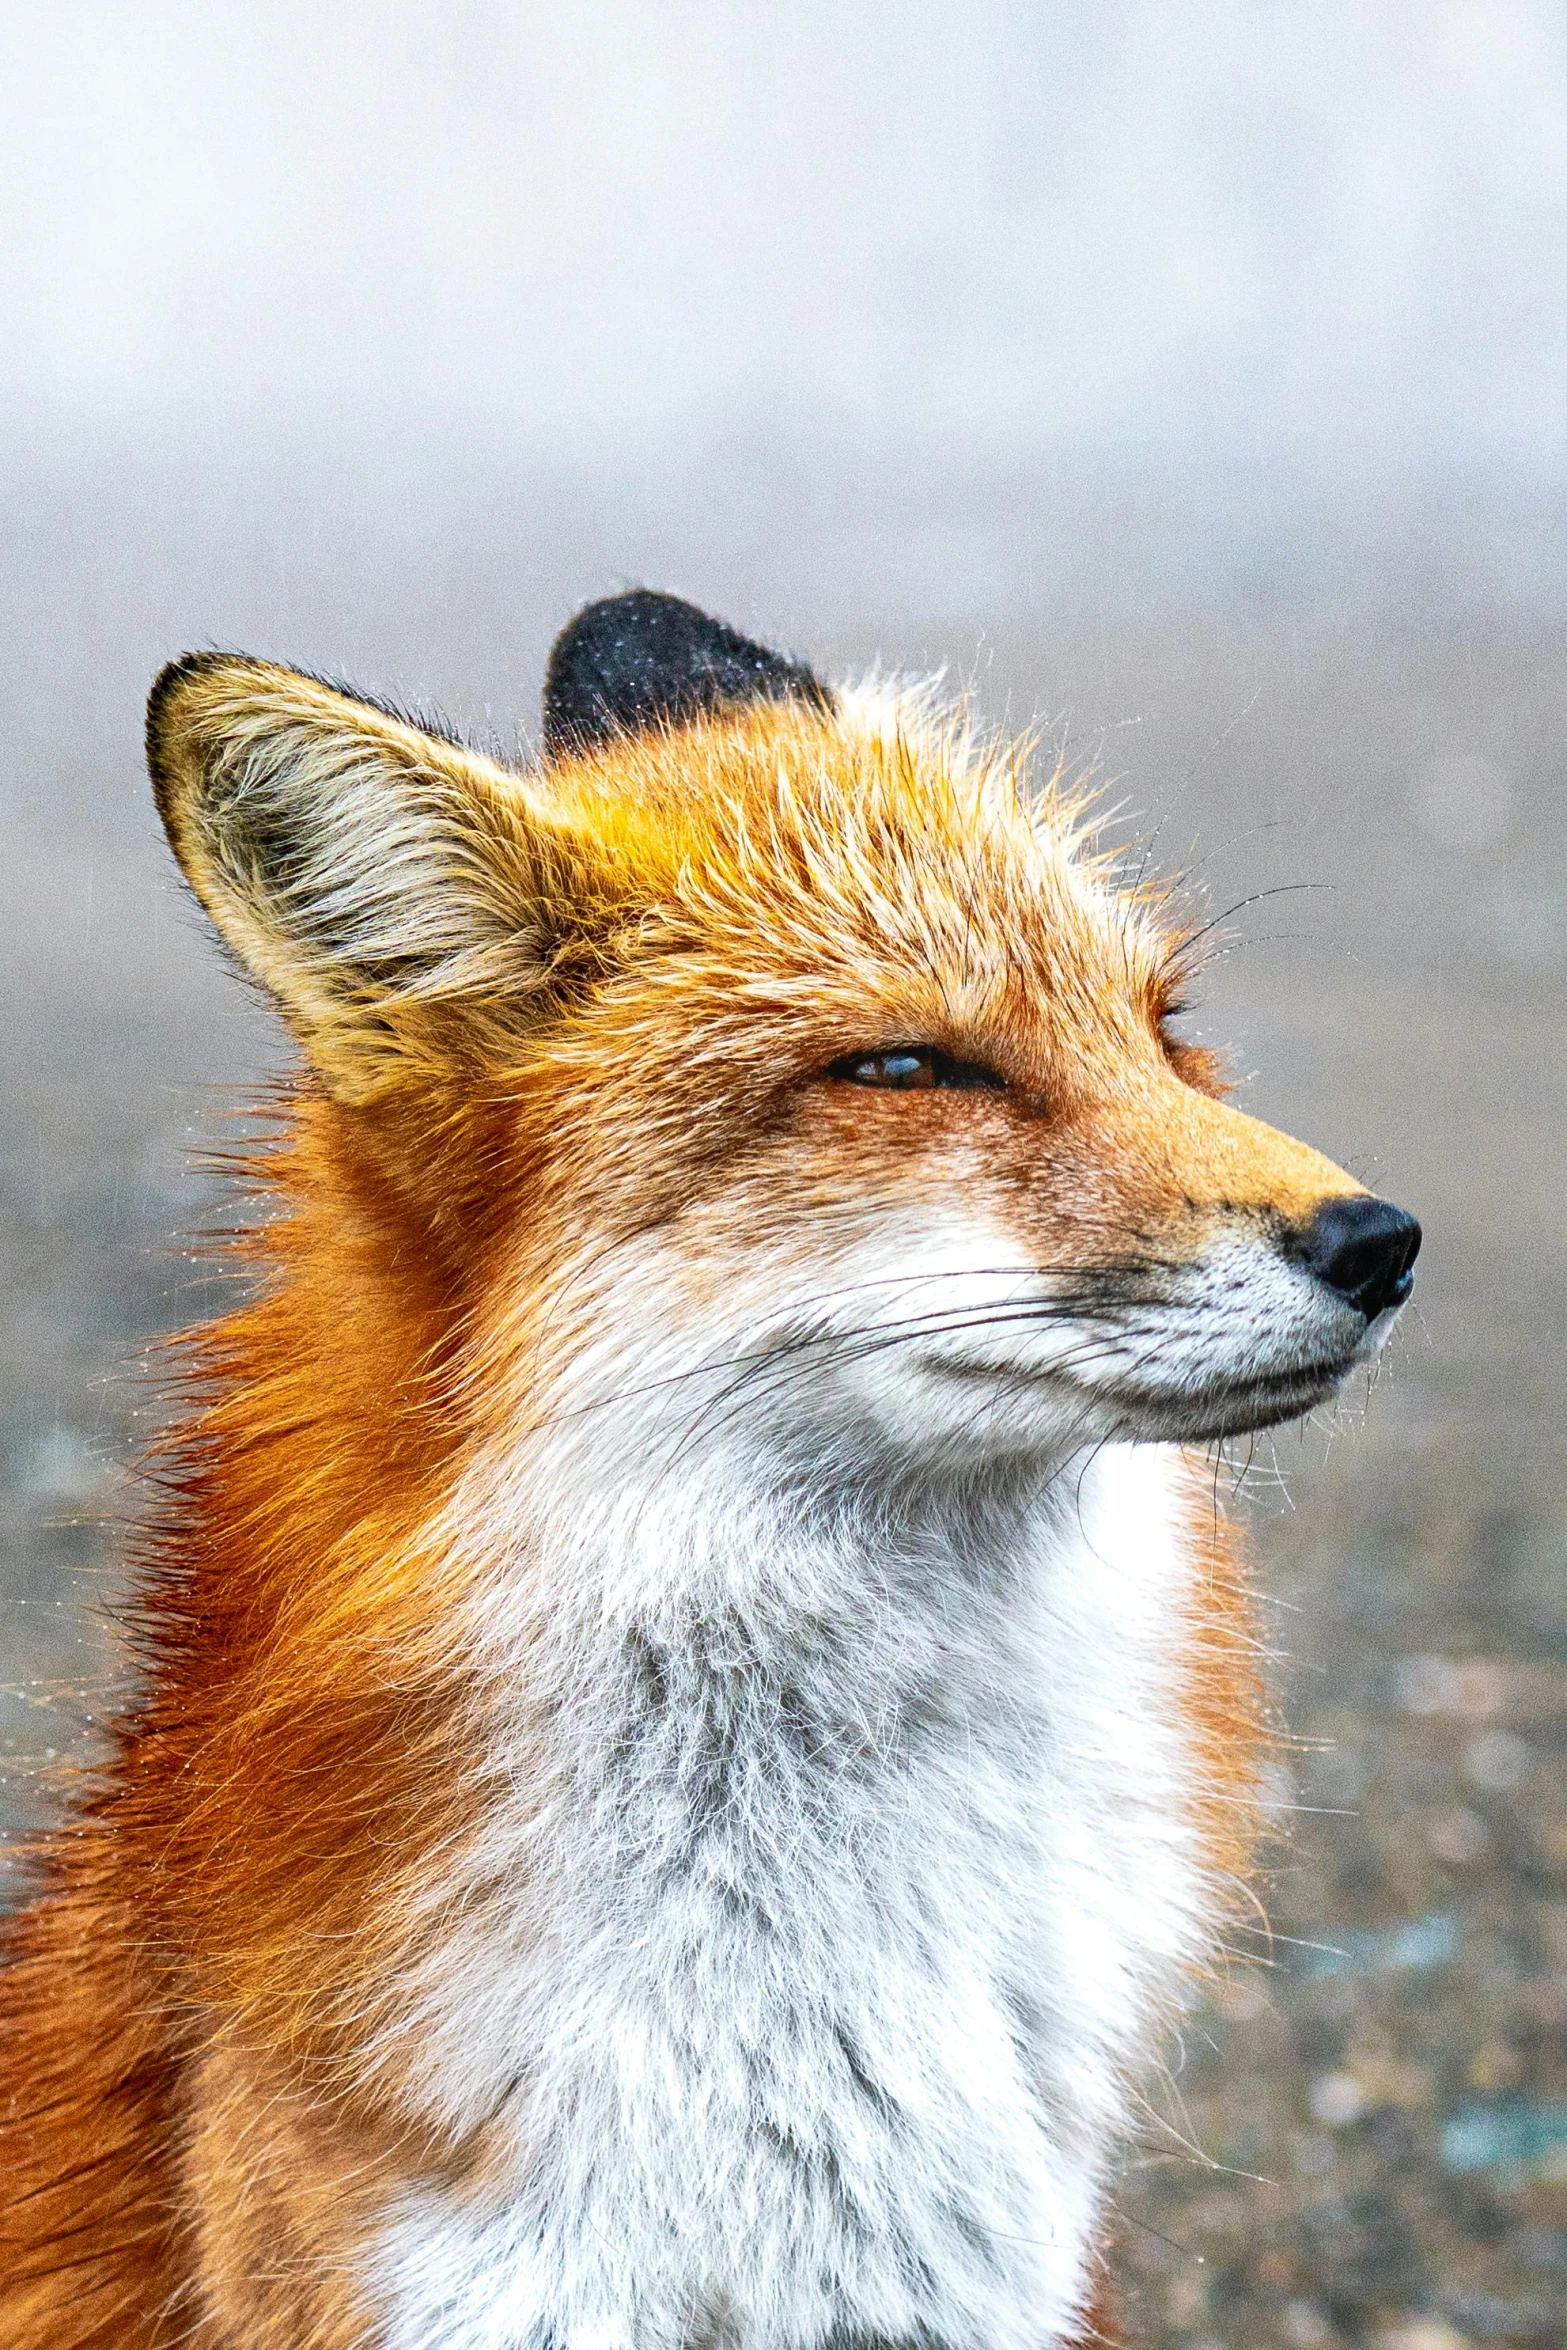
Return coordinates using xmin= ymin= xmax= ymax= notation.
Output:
xmin=148 ymin=593 xmax=1418 ymax=1496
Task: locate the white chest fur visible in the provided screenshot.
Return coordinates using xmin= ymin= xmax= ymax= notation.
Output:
xmin=372 ymin=1443 xmax=1213 ymax=2350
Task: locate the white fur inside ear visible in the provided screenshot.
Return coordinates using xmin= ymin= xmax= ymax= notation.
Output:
xmin=153 ymin=661 xmax=569 ymax=1093
xmin=193 ymin=718 xmax=521 ymax=992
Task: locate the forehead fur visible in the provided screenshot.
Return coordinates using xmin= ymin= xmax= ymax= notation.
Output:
xmin=528 ymin=690 xmax=1170 ymax=1063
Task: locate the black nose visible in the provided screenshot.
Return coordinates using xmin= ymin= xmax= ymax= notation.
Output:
xmin=1297 ymin=1196 xmax=1421 ymax=1321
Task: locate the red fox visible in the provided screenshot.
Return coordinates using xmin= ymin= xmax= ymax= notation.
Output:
xmin=0 ymin=593 xmax=1418 ymax=2348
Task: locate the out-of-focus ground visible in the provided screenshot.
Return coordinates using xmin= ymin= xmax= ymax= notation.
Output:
xmin=5 ymin=603 xmax=1563 ymax=2350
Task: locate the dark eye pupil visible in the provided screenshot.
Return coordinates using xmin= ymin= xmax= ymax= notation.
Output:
xmin=830 ymin=1048 xmax=1005 ymax=1092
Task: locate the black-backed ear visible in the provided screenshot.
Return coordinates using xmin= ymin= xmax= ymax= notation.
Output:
xmin=148 ymin=652 xmax=593 ymax=1103
xmin=542 ymin=590 xmax=831 ymax=758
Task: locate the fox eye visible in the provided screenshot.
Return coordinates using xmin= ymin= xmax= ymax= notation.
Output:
xmin=1156 ymin=997 xmax=1198 ymax=1056
xmin=1157 ymin=1005 xmax=1226 ymax=1096
xmin=828 ymin=1047 xmax=1007 ymax=1092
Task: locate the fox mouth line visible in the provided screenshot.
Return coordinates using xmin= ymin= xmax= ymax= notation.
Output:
xmin=926 ymin=1345 xmax=1360 ymax=1440
xmin=1100 ymin=1355 xmax=1361 ymax=1440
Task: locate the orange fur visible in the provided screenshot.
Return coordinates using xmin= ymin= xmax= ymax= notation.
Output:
xmin=0 ymin=650 xmax=1363 ymax=2345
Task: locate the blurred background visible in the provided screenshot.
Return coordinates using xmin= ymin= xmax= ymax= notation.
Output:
xmin=2 ymin=5 xmax=1565 ymax=2344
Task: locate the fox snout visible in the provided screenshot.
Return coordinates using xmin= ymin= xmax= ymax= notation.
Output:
xmin=857 ymin=1080 xmax=1427 ymax=1453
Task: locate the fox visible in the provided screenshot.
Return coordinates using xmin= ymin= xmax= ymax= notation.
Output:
xmin=0 ymin=590 xmax=1419 ymax=2349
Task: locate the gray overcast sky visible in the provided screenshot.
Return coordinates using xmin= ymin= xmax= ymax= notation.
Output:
xmin=6 ymin=1 xmax=1565 ymax=473
xmin=2 ymin=0 xmax=1566 ymax=690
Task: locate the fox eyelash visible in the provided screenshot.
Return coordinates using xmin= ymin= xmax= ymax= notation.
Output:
xmin=1155 ymin=1003 xmax=1228 ymax=1097
xmin=827 ymin=1047 xmax=1008 ymax=1093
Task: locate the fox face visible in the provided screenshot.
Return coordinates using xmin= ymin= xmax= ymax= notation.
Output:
xmin=149 ymin=596 xmax=1416 ymax=1512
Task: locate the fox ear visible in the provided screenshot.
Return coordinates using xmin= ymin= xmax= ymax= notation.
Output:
xmin=148 ymin=653 xmax=584 ymax=1103
xmin=543 ymin=590 xmax=829 ymax=757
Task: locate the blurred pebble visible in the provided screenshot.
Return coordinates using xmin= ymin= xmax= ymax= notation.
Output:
xmin=1358 ymin=2056 xmax=1435 ymax=2110
xmin=1395 ymin=1654 xmax=1567 ymax=1723
xmin=1464 ymin=2041 xmax=1522 ymax=2093
xmin=1164 ymin=2270 xmax=1207 ymax=2327
xmin=1426 ymin=1807 xmax=1489 ymax=1864
xmin=1464 ymin=1731 xmax=1527 ymax=1791
xmin=1516 ymin=1973 xmax=1567 ymax=2027
xmin=1511 ymin=2225 xmax=1567 ymax=2268
xmin=1398 ymin=1655 xmax=1464 ymax=1713
xmin=1281 ymin=2301 xmax=1335 ymax=2346
xmin=1369 ymin=2321 xmax=1469 ymax=2350
xmin=1302 ymin=1912 xmax=1456 ymax=1979
xmin=1442 ymin=2100 xmax=1567 ymax=2174
xmin=1310 ymin=2071 xmax=1365 ymax=2126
